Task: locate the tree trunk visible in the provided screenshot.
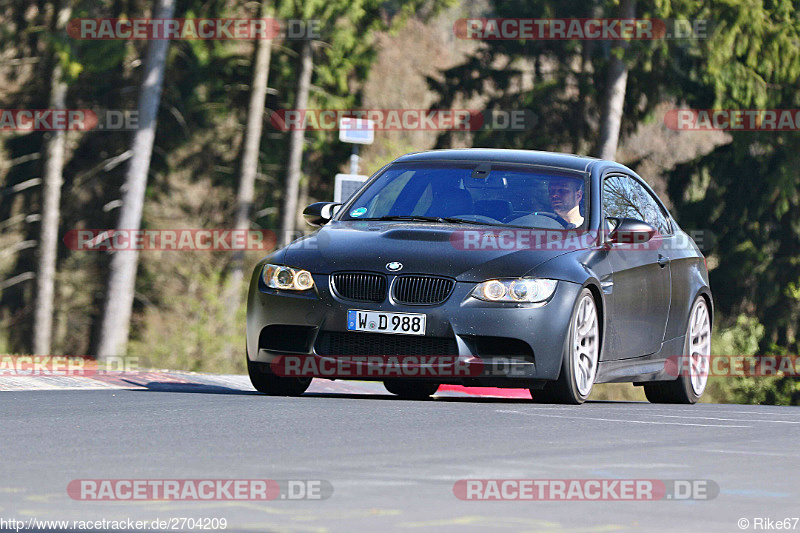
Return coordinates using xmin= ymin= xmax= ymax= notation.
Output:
xmin=296 ymin=174 xmax=309 ymax=231
xmin=574 ymin=0 xmax=601 ymax=155
xmin=33 ymin=2 xmax=71 ymax=355
xmin=595 ymin=0 xmax=636 ymax=160
xmin=279 ymin=39 xmax=313 ymax=247
xmin=95 ymin=0 xmax=175 ymax=359
xmin=226 ymin=0 xmax=274 ymax=311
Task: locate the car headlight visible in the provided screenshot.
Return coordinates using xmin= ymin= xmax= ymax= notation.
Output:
xmin=261 ymin=264 xmax=315 ymax=291
xmin=471 ymin=278 xmax=557 ymax=303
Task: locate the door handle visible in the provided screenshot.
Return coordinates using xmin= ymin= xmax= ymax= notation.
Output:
xmin=657 ymin=254 xmax=670 ymax=268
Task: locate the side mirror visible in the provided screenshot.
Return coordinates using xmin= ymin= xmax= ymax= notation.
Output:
xmin=303 ymin=202 xmax=342 ymax=227
xmin=607 ymin=217 xmax=656 ymax=244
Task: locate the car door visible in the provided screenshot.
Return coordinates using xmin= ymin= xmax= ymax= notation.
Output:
xmin=602 ymin=174 xmax=672 ymax=360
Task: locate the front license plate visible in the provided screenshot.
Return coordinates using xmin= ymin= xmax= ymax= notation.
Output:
xmin=347 ymin=310 xmax=426 ymax=336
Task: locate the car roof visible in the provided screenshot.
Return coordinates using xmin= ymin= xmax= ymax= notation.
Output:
xmin=393 ymin=148 xmax=609 ymax=173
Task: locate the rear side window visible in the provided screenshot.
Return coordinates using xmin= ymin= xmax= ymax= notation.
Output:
xmin=603 ymin=175 xmax=671 ymax=234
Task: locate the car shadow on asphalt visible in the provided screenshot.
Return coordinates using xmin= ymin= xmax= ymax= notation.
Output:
xmin=126 ymin=381 xmax=260 ymax=395
xmin=123 ymin=382 xmax=643 ymax=403
xmin=301 ymin=393 xmax=644 ymax=404
xmin=126 ymin=385 xmax=538 ymax=401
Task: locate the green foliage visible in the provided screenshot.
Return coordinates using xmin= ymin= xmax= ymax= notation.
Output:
xmin=712 ymin=314 xmax=765 ymax=356
xmin=426 ymin=0 xmax=710 ymax=154
xmin=700 ymin=0 xmax=800 ymax=108
xmin=669 ymin=132 xmax=800 ymax=352
xmin=704 ymin=315 xmax=800 ymax=405
xmin=666 ymin=0 xmax=800 ymax=356
xmin=128 ymin=265 xmax=247 ymax=374
xmin=719 ymin=374 xmax=800 ymax=405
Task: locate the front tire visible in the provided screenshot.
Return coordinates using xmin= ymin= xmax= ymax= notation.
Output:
xmin=644 ymin=296 xmax=710 ymax=404
xmin=384 ymin=379 xmax=439 ymax=399
xmin=248 ymin=358 xmax=311 ymax=396
xmin=531 ymin=288 xmax=600 ymax=404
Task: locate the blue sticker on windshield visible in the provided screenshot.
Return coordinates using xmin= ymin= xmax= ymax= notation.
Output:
xmin=350 ymin=207 xmax=367 ymax=217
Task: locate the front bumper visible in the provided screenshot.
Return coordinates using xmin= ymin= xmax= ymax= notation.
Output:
xmin=246 ymin=266 xmax=581 ymax=385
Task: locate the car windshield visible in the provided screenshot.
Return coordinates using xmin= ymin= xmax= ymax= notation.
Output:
xmin=339 ymin=162 xmax=589 ymax=229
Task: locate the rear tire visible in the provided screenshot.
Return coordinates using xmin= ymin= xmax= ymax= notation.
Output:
xmin=645 ymin=296 xmax=710 ymax=404
xmin=531 ymin=288 xmax=600 ymax=404
xmin=248 ymin=358 xmax=311 ymax=396
xmin=384 ymin=379 xmax=439 ymax=399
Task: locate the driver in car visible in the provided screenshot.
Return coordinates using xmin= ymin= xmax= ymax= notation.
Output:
xmin=548 ymin=177 xmax=585 ymax=228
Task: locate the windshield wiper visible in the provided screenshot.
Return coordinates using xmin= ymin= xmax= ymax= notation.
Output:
xmin=438 ymin=217 xmax=507 ymax=227
xmin=360 ymin=215 xmax=507 ymax=227
xmin=362 ymin=215 xmax=446 ymax=222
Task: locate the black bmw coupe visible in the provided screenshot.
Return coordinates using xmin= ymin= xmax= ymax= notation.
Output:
xmin=246 ymin=149 xmax=712 ymax=404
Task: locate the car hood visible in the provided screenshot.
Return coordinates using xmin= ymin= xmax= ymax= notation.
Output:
xmin=282 ymin=221 xmax=576 ymax=282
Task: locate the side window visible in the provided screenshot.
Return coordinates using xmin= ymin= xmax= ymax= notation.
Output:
xmin=603 ymin=175 xmax=670 ymax=234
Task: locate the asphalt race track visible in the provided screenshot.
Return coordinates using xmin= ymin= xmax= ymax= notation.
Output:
xmin=1 ymin=374 xmax=798 ymax=532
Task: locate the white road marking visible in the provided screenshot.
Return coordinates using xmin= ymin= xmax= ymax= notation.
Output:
xmin=596 ymin=405 xmax=800 ymax=417
xmin=701 ymin=449 xmax=800 ymax=457
xmin=715 ymin=410 xmax=800 ymax=417
xmin=648 ymin=413 xmax=800 ymax=424
xmin=495 ymin=409 xmax=751 ymax=427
